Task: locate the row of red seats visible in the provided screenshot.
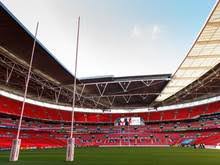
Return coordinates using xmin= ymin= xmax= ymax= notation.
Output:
xmin=1 ymin=120 xmax=220 ymax=148
xmin=0 ymin=95 xmax=220 ymax=123
xmin=193 ymin=132 xmax=220 ymax=146
xmin=0 ymin=137 xmax=65 ymax=149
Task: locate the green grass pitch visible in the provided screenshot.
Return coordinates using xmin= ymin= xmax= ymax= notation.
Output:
xmin=1 ymin=147 xmax=220 ymax=165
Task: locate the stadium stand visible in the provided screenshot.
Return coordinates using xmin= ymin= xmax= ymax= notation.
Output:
xmin=0 ymin=94 xmax=220 ymax=149
xmin=1 ymin=95 xmax=220 ymax=123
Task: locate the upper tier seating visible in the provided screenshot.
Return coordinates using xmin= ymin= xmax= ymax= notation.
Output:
xmin=0 ymin=95 xmax=220 ymax=124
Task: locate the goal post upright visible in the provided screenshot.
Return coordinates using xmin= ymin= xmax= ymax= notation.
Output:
xmin=9 ymin=22 xmax=39 ymax=162
xmin=66 ymin=16 xmax=80 ymax=162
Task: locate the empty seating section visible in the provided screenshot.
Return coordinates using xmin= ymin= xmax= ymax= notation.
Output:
xmin=111 ymin=114 xmax=121 ymax=122
xmin=193 ymin=133 xmax=220 ymax=146
xmin=60 ymin=110 xmax=71 ymax=121
xmin=46 ymin=109 xmax=60 ymax=121
xmin=149 ymin=111 xmax=161 ymax=121
xmin=0 ymin=127 xmax=66 ymax=149
xmin=176 ymin=108 xmax=189 ymax=120
xmin=75 ymin=112 xmax=86 ymax=122
xmin=1 ymin=114 xmax=220 ymax=148
xmin=190 ymin=106 xmax=206 ymax=118
xmin=138 ymin=112 xmax=148 ymax=121
xmin=0 ymin=95 xmax=220 ymax=123
xmin=0 ymin=96 xmax=21 ymax=115
xmin=162 ymin=110 xmax=175 ymax=121
xmin=86 ymin=113 xmax=98 ymax=123
xmin=98 ymin=114 xmax=111 ymax=123
xmin=1 ymin=95 xmax=220 ymax=149
xmin=0 ymin=137 xmax=65 ymax=149
xmin=205 ymin=102 xmax=220 ymax=114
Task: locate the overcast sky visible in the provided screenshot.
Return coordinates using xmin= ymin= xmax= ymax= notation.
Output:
xmin=1 ymin=0 xmax=216 ymax=78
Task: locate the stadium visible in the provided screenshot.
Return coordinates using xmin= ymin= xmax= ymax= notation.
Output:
xmin=1 ymin=0 xmax=220 ymax=164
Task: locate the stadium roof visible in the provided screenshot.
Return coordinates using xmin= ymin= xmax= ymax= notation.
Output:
xmin=78 ymin=74 xmax=170 ymax=109
xmin=155 ymin=62 xmax=220 ymax=106
xmin=0 ymin=2 xmax=81 ymax=107
xmin=0 ymin=2 xmax=77 ymax=85
xmin=156 ymin=0 xmax=220 ymax=104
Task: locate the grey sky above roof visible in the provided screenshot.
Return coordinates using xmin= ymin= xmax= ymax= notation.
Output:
xmin=1 ymin=0 xmax=216 ymax=78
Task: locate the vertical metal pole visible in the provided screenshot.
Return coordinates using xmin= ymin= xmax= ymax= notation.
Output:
xmin=70 ymin=16 xmax=80 ymax=138
xmin=16 ymin=22 xmax=39 ymax=139
xmin=66 ymin=17 xmax=80 ymax=162
xmin=10 ymin=22 xmax=39 ymax=162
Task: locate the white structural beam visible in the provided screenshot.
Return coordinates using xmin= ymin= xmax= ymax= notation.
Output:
xmin=156 ymin=1 xmax=220 ymax=102
xmin=9 ymin=22 xmax=39 ymax=162
xmin=66 ymin=17 xmax=80 ymax=162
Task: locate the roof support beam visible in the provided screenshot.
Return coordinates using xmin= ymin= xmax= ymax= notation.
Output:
xmin=207 ymin=21 xmax=220 ymax=27
xmin=123 ymin=95 xmax=132 ymax=103
xmin=142 ymin=80 xmax=153 ymax=87
xmin=140 ymin=95 xmax=148 ymax=100
xmin=179 ymin=66 xmax=213 ymax=70
xmin=165 ymin=85 xmax=185 ymax=88
xmin=77 ymin=84 xmax=85 ymax=101
xmin=78 ymin=77 xmax=170 ymax=86
xmin=107 ymin=96 xmax=115 ymax=106
xmin=55 ymin=87 xmax=61 ymax=103
xmin=187 ymin=54 xmax=220 ymax=59
xmin=37 ymin=85 xmax=44 ymax=99
xmin=119 ymin=81 xmax=131 ymax=92
xmin=96 ymin=83 xmax=108 ymax=96
xmin=6 ymin=63 xmax=15 ymax=84
xmin=172 ymin=77 xmax=198 ymax=80
xmin=196 ymin=40 xmax=220 ymax=45
xmin=84 ymin=92 xmax=160 ymax=98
